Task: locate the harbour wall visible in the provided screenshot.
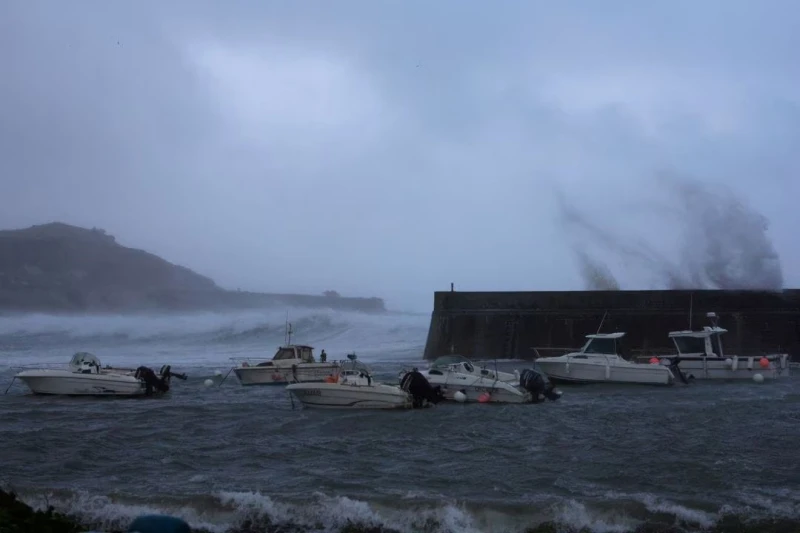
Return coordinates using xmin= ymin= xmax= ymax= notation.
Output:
xmin=422 ymin=289 xmax=800 ymax=361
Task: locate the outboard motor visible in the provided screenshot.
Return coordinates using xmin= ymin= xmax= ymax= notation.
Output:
xmin=519 ymin=368 xmax=562 ymax=402
xmin=399 ymin=369 xmax=445 ymax=408
xmin=135 ymin=366 xmax=171 ymax=395
xmin=159 ymin=365 xmax=187 ymax=381
xmin=666 ymin=357 xmax=690 ymax=384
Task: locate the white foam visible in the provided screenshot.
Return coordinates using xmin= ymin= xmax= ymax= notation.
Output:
xmin=0 ymin=308 xmax=430 ymax=368
xmin=553 ymin=486 xmax=719 ymax=530
xmin=217 ymin=490 xmax=484 ymax=533
xmin=25 ymin=491 xmax=226 ymax=533
xmin=638 ymin=494 xmax=716 ymax=528
xmin=12 ymin=487 xmax=797 ymax=533
xmin=553 ymin=499 xmax=639 ymax=533
xmin=214 ymin=490 xmax=548 ymax=533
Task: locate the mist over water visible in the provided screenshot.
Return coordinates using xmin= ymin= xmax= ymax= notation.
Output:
xmin=559 ymin=173 xmax=785 ymax=291
xmin=0 ymin=308 xmax=431 ymax=367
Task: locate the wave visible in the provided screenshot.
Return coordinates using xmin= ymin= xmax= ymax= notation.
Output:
xmin=10 ymin=486 xmax=800 ymax=533
xmin=0 ymin=308 xmax=430 ymax=366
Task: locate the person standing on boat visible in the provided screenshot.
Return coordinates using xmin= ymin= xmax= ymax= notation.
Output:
xmin=320 ymin=349 xmax=327 ymax=362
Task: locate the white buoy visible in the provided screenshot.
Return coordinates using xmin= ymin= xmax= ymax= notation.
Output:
xmin=453 ymin=390 xmax=467 ymax=403
xmin=214 ymin=370 xmax=223 ymax=377
xmin=724 ymin=358 xmax=733 ymax=368
xmin=203 ymin=378 xmax=214 ymax=387
xmin=752 ymin=373 xmax=764 ymax=384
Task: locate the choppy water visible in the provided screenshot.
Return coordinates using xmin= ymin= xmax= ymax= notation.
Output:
xmin=1 ymin=307 xmax=799 ymax=533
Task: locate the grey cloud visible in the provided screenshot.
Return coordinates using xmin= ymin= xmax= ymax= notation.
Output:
xmin=1 ymin=1 xmax=799 ymax=311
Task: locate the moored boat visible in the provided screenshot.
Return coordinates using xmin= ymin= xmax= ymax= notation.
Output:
xmin=533 ymin=332 xmax=676 ymax=385
xmin=648 ymin=312 xmax=791 ymax=381
xmin=403 ymin=355 xmax=563 ymax=403
xmin=232 ymin=343 xmax=340 ymax=386
xmin=286 ymin=354 xmax=443 ymax=409
xmin=12 ymin=352 xmax=186 ymax=397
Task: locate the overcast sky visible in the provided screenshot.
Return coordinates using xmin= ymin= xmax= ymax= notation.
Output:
xmin=1 ymin=1 xmax=798 ymax=311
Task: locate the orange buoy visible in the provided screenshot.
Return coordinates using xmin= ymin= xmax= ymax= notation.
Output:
xmin=759 ymin=357 xmax=770 ymax=369
xmin=478 ymin=392 xmax=491 ymax=403
xmin=649 ymin=357 xmax=659 ymax=364
xmin=324 ymin=375 xmax=337 ymax=383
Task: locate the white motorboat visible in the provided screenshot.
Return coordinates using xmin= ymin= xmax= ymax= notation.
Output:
xmin=12 ymin=352 xmax=187 ymax=396
xmin=429 ymin=355 xmax=520 ymax=383
xmin=404 ymin=355 xmax=563 ymax=404
xmin=648 ymin=312 xmax=792 ymax=381
xmin=534 ymin=332 xmax=676 ymax=385
xmin=286 ymin=354 xmax=443 ymax=409
xmin=232 ymin=344 xmax=339 ymax=386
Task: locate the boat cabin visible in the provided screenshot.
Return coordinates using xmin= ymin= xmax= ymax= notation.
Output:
xmin=252 ymin=345 xmax=316 ymax=367
xmin=430 ymin=355 xmax=474 ymax=372
xmin=577 ymin=332 xmax=630 ymax=359
xmin=274 ymin=345 xmax=315 ymax=363
xmin=428 ymin=354 xmax=498 ymax=377
xmin=668 ymin=326 xmax=727 ymax=358
xmin=338 ymin=354 xmax=373 ymax=384
xmin=69 ymin=352 xmax=102 ymax=374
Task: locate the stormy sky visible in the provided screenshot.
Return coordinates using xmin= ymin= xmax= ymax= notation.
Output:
xmin=1 ymin=1 xmax=798 ymax=311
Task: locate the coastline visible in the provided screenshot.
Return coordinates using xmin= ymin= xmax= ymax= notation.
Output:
xmin=0 ymin=223 xmax=387 ymax=315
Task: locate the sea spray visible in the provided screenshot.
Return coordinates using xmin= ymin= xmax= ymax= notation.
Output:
xmin=0 ymin=307 xmax=430 ymax=367
xmin=557 ymin=172 xmax=784 ymax=291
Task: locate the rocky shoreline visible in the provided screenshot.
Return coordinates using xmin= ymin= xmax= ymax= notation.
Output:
xmin=1 ymin=489 xmax=797 ymax=533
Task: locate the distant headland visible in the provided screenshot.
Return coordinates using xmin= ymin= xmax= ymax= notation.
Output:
xmin=0 ymin=222 xmax=386 ymax=313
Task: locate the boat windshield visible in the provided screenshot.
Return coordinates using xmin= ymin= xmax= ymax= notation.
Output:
xmin=339 ymin=356 xmax=371 ymax=377
xmin=69 ymin=352 xmax=101 ymax=369
xmin=672 ymin=335 xmax=707 ymax=355
xmin=582 ymin=338 xmax=626 ymax=357
xmin=430 ymin=355 xmax=472 ymax=369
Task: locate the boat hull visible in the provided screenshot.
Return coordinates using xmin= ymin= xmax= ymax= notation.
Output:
xmin=438 ymin=383 xmax=530 ymax=403
xmin=286 ymin=383 xmax=413 ymax=409
xmin=534 ymin=360 xmax=674 ymax=385
xmin=419 ymin=372 xmax=532 ymax=403
xmin=234 ymin=363 xmax=339 ymax=386
xmin=15 ymin=370 xmax=147 ymax=396
xmin=653 ymin=354 xmax=791 ymax=380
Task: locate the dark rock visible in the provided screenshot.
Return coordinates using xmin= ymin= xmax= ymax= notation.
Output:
xmin=0 ymin=489 xmax=83 ymax=533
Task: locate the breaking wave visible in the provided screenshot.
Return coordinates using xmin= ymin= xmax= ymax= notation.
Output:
xmin=0 ymin=308 xmax=430 ymax=366
xmin=11 ymin=486 xmax=800 ymax=533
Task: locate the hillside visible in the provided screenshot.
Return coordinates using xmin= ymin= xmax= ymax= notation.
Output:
xmin=0 ymin=223 xmax=386 ymax=313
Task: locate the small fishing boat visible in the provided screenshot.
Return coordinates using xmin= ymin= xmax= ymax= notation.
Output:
xmin=404 ymin=355 xmax=562 ymax=403
xmin=232 ymin=344 xmax=340 ymax=386
xmin=286 ymin=354 xmax=443 ymax=409
xmin=533 ymin=332 xmax=677 ymax=385
xmin=231 ymin=322 xmax=339 ymax=385
xmin=11 ymin=352 xmax=186 ymax=396
xmin=649 ymin=312 xmax=792 ymax=381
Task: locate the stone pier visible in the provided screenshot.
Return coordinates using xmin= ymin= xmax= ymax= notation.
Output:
xmin=423 ymin=289 xmax=800 ymax=361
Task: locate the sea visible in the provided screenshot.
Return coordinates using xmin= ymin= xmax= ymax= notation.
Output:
xmin=1 ymin=307 xmax=798 ymax=533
